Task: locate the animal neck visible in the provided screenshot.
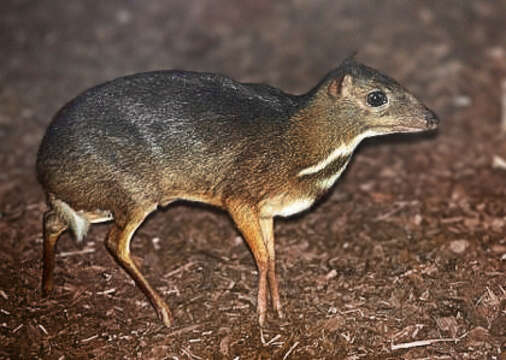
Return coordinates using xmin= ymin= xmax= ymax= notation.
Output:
xmin=288 ymin=97 xmax=370 ymax=179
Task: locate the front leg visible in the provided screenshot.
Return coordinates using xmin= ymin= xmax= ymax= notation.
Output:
xmin=226 ymin=201 xmax=269 ymax=326
xmin=259 ymin=216 xmax=284 ymax=319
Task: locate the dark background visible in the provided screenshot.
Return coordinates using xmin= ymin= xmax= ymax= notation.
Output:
xmin=1 ymin=1 xmax=505 ymax=358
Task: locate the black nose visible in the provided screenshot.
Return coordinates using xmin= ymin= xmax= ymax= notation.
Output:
xmin=424 ymin=108 xmax=439 ymax=129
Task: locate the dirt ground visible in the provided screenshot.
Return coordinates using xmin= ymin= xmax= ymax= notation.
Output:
xmin=0 ymin=1 xmax=505 ymax=359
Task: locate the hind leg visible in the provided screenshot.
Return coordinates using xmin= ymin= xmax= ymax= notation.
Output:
xmin=42 ymin=210 xmax=68 ymax=296
xmin=105 ymin=205 xmax=173 ymax=327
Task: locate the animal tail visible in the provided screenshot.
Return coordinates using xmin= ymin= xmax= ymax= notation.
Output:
xmin=51 ymin=198 xmax=90 ymax=243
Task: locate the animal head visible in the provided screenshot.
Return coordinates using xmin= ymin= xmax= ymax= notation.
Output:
xmin=311 ymin=59 xmax=439 ymax=141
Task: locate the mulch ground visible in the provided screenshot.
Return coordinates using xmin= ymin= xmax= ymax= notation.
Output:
xmin=0 ymin=1 xmax=505 ymax=359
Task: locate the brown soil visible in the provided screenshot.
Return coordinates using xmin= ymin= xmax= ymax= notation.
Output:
xmin=1 ymin=1 xmax=505 ymax=359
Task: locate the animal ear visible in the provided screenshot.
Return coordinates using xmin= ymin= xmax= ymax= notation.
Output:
xmin=327 ymin=74 xmax=353 ymax=98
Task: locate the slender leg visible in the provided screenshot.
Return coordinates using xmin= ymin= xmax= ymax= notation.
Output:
xmin=259 ymin=216 xmax=284 ymax=319
xmin=42 ymin=211 xmax=67 ymax=296
xmin=105 ymin=206 xmax=173 ymax=327
xmin=227 ymin=202 xmax=269 ymax=326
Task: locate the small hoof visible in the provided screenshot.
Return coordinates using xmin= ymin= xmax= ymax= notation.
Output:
xmin=41 ymin=283 xmax=53 ymax=297
xmin=258 ymin=312 xmax=266 ymax=327
xmin=273 ymin=301 xmax=284 ymax=319
xmin=276 ymin=309 xmax=285 ymax=319
xmin=158 ymin=306 xmax=174 ymax=328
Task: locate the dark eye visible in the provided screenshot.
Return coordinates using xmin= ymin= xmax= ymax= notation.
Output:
xmin=366 ymin=90 xmax=388 ymax=107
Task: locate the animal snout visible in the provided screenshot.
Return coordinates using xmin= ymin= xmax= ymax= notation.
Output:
xmin=424 ymin=108 xmax=439 ymax=129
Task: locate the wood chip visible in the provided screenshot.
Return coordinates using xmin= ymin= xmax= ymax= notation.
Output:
xmin=81 ymin=334 xmax=99 ymax=343
xmin=38 ymin=324 xmax=49 ymax=336
xmin=12 ymin=324 xmax=23 ymax=333
xmin=219 ymin=334 xmax=231 ymax=356
xmin=163 ymin=262 xmax=196 ymax=278
xmin=181 ymin=346 xmax=203 ymax=360
xmin=265 ymin=334 xmax=282 ymax=346
xmin=167 ymin=324 xmax=200 ymax=337
xmin=436 ymin=316 xmax=458 ymax=338
xmin=449 ymin=239 xmax=469 ymax=254
xmin=391 ymin=336 xmax=462 ymax=350
xmin=96 ymin=288 xmax=116 ymax=296
xmin=492 ymin=155 xmax=506 ymax=170
xmin=58 ymin=248 xmax=95 ymax=257
xmin=467 ymin=326 xmax=489 ymax=346
xmin=283 ymin=341 xmax=299 ymax=360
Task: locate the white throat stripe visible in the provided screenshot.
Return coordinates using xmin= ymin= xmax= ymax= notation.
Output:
xmin=297 ymin=130 xmax=378 ymax=177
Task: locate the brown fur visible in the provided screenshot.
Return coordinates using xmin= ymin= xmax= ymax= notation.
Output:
xmin=37 ymin=59 xmax=438 ymax=327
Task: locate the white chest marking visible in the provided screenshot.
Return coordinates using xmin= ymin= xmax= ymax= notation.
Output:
xmin=277 ymin=198 xmax=314 ymax=217
xmin=297 ymin=130 xmax=378 ymax=177
xmin=261 ymin=197 xmax=315 ymax=218
xmin=318 ymin=158 xmax=352 ymax=190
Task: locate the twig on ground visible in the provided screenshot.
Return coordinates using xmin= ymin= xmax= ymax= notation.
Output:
xmin=167 ymin=324 xmax=201 ymax=338
xmin=391 ymin=332 xmax=467 ymax=351
xmin=283 ymin=341 xmax=299 ymax=360
xmin=181 ymin=346 xmax=203 ymax=360
xmin=96 ymin=288 xmax=116 ymax=296
xmin=81 ymin=334 xmax=99 ymax=343
xmin=12 ymin=324 xmax=23 ymax=333
xmin=38 ymin=324 xmax=49 ymax=336
xmin=58 ymin=248 xmax=95 ymax=257
xmin=164 ymin=262 xmax=196 ymax=278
